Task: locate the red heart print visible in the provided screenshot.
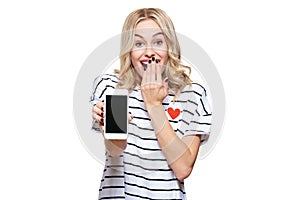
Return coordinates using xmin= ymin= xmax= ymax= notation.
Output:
xmin=167 ymin=107 xmax=180 ymax=119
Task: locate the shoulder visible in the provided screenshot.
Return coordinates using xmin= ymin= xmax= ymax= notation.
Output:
xmin=93 ymin=72 xmax=120 ymax=86
xmin=180 ymin=82 xmax=207 ymax=99
xmin=90 ymin=72 xmax=120 ymax=103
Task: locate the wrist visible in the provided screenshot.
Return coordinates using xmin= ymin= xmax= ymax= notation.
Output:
xmin=148 ymin=104 xmax=167 ymax=134
xmin=146 ymin=102 xmax=162 ymax=112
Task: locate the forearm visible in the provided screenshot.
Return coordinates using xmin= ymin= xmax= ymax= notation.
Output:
xmin=104 ymin=139 xmax=127 ymax=157
xmin=157 ymin=122 xmax=195 ymax=172
xmin=148 ymin=105 xmax=199 ymax=180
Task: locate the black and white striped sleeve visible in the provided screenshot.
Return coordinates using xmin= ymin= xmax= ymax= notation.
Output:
xmin=184 ymin=84 xmax=212 ymax=144
xmin=90 ymin=74 xmax=119 ymax=105
xmin=90 ymin=75 xmax=105 ymax=106
xmin=90 ymin=73 xmax=119 ymax=131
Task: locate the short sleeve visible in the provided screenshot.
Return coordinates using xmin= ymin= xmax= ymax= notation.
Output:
xmin=179 ymin=83 xmax=212 ymax=145
xmin=90 ymin=73 xmax=119 ymax=131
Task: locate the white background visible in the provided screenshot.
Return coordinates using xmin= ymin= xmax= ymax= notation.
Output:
xmin=1 ymin=0 xmax=299 ymax=199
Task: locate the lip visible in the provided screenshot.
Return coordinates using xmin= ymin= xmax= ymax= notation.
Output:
xmin=140 ymin=59 xmax=149 ymax=63
xmin=140 ymin=59 xmax=161 ymax=63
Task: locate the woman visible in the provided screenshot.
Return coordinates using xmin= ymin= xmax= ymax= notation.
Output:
xmin=91 ymin=8 xmax=212 ymax=200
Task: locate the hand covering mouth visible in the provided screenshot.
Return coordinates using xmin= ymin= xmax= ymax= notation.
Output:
xmin=140 ymin=59 xmax=160 ymax=71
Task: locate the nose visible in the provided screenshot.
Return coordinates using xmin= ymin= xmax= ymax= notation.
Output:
xmin=144 ymin=46 xmax=155 ymax=58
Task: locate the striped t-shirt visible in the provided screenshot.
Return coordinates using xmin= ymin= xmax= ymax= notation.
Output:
xmin=90 ymin=73 xmax=212 ymax=200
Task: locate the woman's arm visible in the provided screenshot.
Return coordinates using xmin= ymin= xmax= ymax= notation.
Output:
xmin=104 ymin=139 xmax=127 ymax=157
xmin=147 ymin=104 xmax=201 ymax=181
xmin=141 ymin=63 xmax=201 ymax=180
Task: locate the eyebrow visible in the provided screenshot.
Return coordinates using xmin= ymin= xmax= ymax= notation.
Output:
xmin=134 ymin=32 xmax=164 ymax=38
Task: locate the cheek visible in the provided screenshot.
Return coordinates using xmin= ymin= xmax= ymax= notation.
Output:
xmin=130 ymin=52 xmax=137 ymax=63
xmin=130 ymin=51 xmax=142 ymax=66
xmin=155 ymin=48 xmax=168 ymax=62
xmin=130 ymin=52 xmax=143 ymax=77
xmin=160 ymin=51 xmax=168 ymax=65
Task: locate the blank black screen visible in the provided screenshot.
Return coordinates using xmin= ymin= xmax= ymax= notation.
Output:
xmin=105 ymin=95 xmax=127 ymax=133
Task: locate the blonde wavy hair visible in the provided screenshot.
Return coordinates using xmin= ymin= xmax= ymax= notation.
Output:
xmin=115 ymin=8 xmax=192 ymax=96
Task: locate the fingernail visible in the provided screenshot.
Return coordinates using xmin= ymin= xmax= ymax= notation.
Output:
xmin=100 ymin=112 xmax=103 ymax=117
xmin=156 ymin=59 xmax=159 ymax=63
xmin=101 ymin=100 xmax=104 ymax=102
xmin=148 ymin=60 xmax=152 ymax=64
xmin=152 ymin=56 xmax=155 ymax=61
xmin=101 ymin=107 xmax=104 ymax=111
xmin=164 ymin=78 xmax=169 ymax=82
xmin=100 ymin=118 xmax=103 ymax=123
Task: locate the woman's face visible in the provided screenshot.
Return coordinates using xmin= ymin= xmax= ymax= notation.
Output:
xmin=131 ymin=19 xmax=168 ymax=79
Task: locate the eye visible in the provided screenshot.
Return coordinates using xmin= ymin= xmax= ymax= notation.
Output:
xmin=153 ymin=40 xmax=163 ymax=46
xmin=135 ymin=42 xmax=145 ymax=48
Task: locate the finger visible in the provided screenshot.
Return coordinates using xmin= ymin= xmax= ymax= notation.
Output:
xmin=96 ymin=101 xmax=104 ymax=109
xmin=147 ymin=60 xmax=153 ymax=83
xmin=100 ymin=126 xmax=104 ymax=134
xmin=93 ymin=113 xmax=102 ymax=122
xmin=141 ymin=66 xmax=147 ymax=86
xmin=99 ymin=123 xmax=104 ymax=135
xmin=93 ymin=105 xmax=102 ymax=115
xmin=95 ymin=101 xmax=104 ymax=113
xmin=145 ymin=60 xmax=151 ymax=85
xmin=156 ymin=64 xmax=162 ymax=83
xmin=99 ymin=112 xmax=105 ymax=118
xmin=128 ymin=113 xmax=134 ymax=122
xmin=150 ymin=60 xmax=156 ymax=83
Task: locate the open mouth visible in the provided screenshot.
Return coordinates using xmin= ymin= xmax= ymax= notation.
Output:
xmin=140 ymin=60 xmax=149 ymax=71
xmin=141 ymin=62 xmax=147 ymax=71
xmin=140 ymin=59 xmax=161 ymax=71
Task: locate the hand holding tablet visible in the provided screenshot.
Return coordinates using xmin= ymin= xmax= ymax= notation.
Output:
xmin=92 ymin=89 xmax=132 ymax=140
